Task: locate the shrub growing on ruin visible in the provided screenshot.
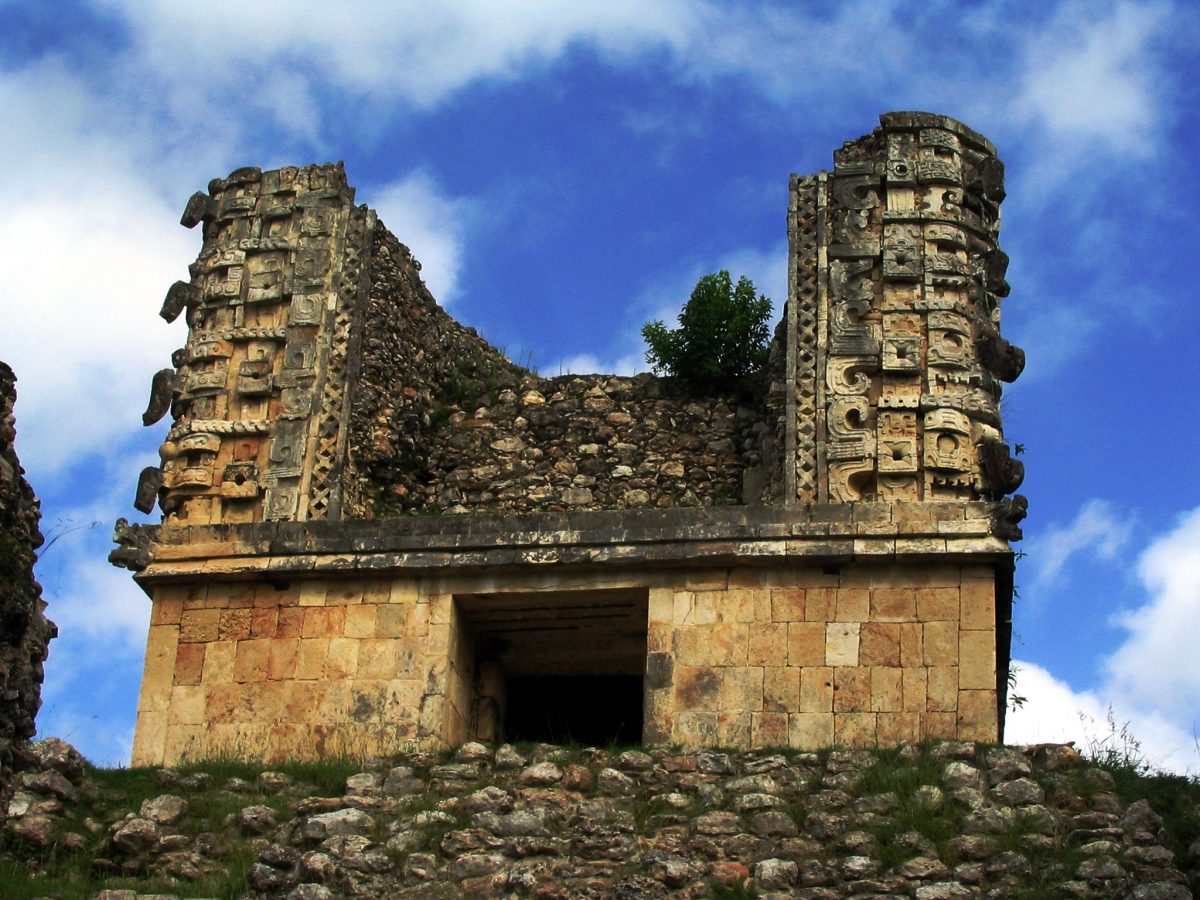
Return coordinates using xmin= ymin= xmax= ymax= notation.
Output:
xmin=642 ymin=270 xmax=772 ymax=391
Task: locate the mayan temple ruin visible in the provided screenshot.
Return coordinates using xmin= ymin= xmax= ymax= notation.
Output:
xmin=112 ymin=112 xmax=1027 ymax=766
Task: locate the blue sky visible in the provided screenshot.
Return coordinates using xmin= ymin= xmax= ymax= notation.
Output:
xmin=1 ymin=0 xmax=1197 ymax=771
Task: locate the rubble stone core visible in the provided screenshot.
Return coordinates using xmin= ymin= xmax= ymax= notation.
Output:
xmin=115 ymin=112 xmax=1027 ymax=766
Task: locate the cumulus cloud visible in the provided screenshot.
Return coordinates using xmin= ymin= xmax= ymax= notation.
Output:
xmin=368 ymin=173 xmax=474 ymax=304
xmin=1010 ymin=503 xmax=1200 ymax=774
xmin=1012 ymin=0 xmax=1169 ymax=159
xmin=1007 ymin=661 xmax=1197 ymax=774
xmin=0 ymin=61 xmax=195 ymax=477
xmin=1106 ymin=506 xmax=1200 ymax=721
xmin=1030 ymin=499 xmax=1133 ymax=586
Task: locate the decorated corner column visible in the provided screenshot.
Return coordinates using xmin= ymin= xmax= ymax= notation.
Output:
xmin=132 ymin=164 xmax=373 ymax=527
xmin=785 ymin=111 xmax=1025 ymax=510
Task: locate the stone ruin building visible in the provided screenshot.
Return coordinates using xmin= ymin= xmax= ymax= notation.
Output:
xmin=0 ymin=362 xmax=57 ymax=815
xmin=112 ymin=112 xmax=1028 ymax=766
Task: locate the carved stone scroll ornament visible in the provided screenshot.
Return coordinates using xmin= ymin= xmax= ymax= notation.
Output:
xmin=133 ymin=467 xmax=163 ymax=514
xmin=980 ymin=440 xmax=1025 ymax=499
xmin=992 ymin=494 xmax=1028 ymax=541
xmin=141 ymin=369 xmax=178 ymax=426
xmin=159 ymin=281 xmax=199 ymax=323
xmin=180 ymin=192 xmax=216 ymax=229
xmin=107 ymin=518 xmax=155 ymax=571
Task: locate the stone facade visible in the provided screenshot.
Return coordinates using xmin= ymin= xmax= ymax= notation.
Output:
xmin=0 ymin=361 xmax=57 ymax=815
xmin=115 ymin=112 xmax=1026 ymax=765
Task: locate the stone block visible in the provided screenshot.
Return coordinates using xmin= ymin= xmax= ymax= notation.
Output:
xmin=708 ymin=623 xmax=749 ymax=666
xmin=876 ymin=711 xmax=920 ymax=744
xmin=224 ymin=583 xmax=257 ymax=609
xmin=344 ymin=605 xmax=377 ymax=639
xmin=325 ymin=579 xmax=366 ymax=606
xmin=357 ymin=639 xmax=399 ymax=680
xmin=870 ymin=588 xmax=916 ymax=621
xmin=900 ymin=622 xmax=923 ymax=667
xmin=162 ymin=724 xmax=206 ymax=765
xmin=179 ymin=609 xmax=220 ymax=643
xmin=804 ymin=587 xmax=836 ymax=621
xmin=763 ymin=666 xmax=799 ymax=712
xmin=206 ymin=683 xmax=241 ymax=723
xmin=250 ymin=608 xmax=278 ymax=639
xmin=647 ymin=621 xmax=671 ymax=653
xmin=284 ymin=681 xmax=326 ymax=722
xmin=927 ymin=666 xmax=958 ymax=711
xmin=684 ymin=570 xmax=729 ymax=591
xmin=789 ymin=712 xmax=834 ymax=749
xmin=835 ymin=712 xmax=878 ymax=748
xmin=679 ymin=591 xmax=717 ymax=625
xmin=389 ymin=579 xmax=419 ymax=604
xmin=376 ymin=603 xmax=408 ymax=638
xmin=675 ymin=666 xmax=722 ymax=712
xmin=825 ymin=623 xmax=860 ymax=667
xmin=406 ymin=600 xmax=430 ymax=637
xmin=956 ymin=689 xmax=997 ymax=741
xmin=276 ymin=607 xmax=305 ymax=638
xmin=902 ymin=666 xmax=927 ymax=712
xmin=923 ymin=620 xmax=958 ymax=666
xmin=174 ymin=643 xmax=206 ymax=686
xmin=296 ymin=639 xmax=329 ymax=680
xmin=748 ymin=623 xmax=788 ymax=666
xmin=673 ymin=626 xmax=708 ymax=665
xmin=917 ymin=587 xmax=960 ymax=621
xmin=722 ymin=589 xmax=762 ymax=623
xmin=870 ymin=667 xmax=903 ymax=712
xmin=834 ymin=588 xmax=870 ymax=622
xmin=131 ymin=709 xmax=167 ymax=766
xmin=859 ymin=622 xmax=900 ymax=666
xmin=170 ymin=684 xmax=207 ymax=725
xmin=267 ymin=638 xmax=299 ymax=680
xmin=429 ymin=595 xmax=453 ymax=626
xmin=799 ymin=666 xmax=833 ymax=712
xmin=787 ymin=622 xmax=825 ymax=667
xmin=298 ymin=579 xmax=329 ymax=607
xmin=770 ymin=588 xmax=805 ymax=622
xmin=959 ymin=630 xmax=995 ymax=690
xmin=254 ymin=582 xmax=299 ymax=608
xmin=720 ymin=667 xmax=763 ymax=711
xmin=302 ymin=607 xmax=346 ymax=639
xmin=961 ymin=578 xmax=996 ymax=630
xmin=138 ymin=625 xmax=179 ymax=712
xmin=752 ymin=711 xmax=789 ymax=748
xmin=833 ymin=667 xmax=870 ymax=712
xmin=234 ymin=639 xmax=270 ymax=682
xmin=151 ymin=597 xmax=184 ymax=626
xmin=648 ymin=587 xmax=673 ymax=624
xmin=925 ymin=710 xmax=957 ymax=739
xmin=219 ymin=608 xmax=253 ymax=641
xmin=674 ymin=711 xmax=720 ymax=747
xmin=202 ymin=640 xmax=236 ymax=683
xmin=717 ymin=711 xmax=753 ymax=749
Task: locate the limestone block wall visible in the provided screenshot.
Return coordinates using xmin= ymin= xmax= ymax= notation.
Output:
xmin=648 ymin=563 xmax=998 ymax=752
xmin=132 ymin=557 xmax=1001 ymax=766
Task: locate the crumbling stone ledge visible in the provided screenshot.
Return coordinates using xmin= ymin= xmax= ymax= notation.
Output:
xmin=131 ymin=502 xmax=1012 ymax=583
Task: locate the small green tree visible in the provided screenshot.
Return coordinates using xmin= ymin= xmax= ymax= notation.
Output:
xmin=642 ymin=270 xmax=772 ymax=391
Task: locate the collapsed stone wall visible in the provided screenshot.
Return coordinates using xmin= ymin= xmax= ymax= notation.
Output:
xmin=0 ymin=361 xmax=56 ymax=819
xmin=344 ymin=225 xmax=768 ymax=518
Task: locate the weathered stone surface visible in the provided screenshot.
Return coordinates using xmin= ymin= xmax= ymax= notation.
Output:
xmin=0 ymin=363 xmax=56 ymax=818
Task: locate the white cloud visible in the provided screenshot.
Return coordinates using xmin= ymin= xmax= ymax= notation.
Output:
xmin=1009 ymin=502 xmax=1200 ymax=774
xmin=1012 ymin=0 xmax=1168 ymax=158
xmin=1030 ymin=498 xmax=1133 ymax=586
xmin=1106 ymin=506 xmax=1200 ymax=721
xmin=368 ymin=173 xmax=474 ymax=304
xmin=0 ymin=60 xmax=197 ymax=477
xmin=1006 ymin=660 xmax=1197 ymax=774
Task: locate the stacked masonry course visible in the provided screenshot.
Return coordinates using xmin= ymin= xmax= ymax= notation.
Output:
xmin=113 ymin=112 xmax=1029 ymax=766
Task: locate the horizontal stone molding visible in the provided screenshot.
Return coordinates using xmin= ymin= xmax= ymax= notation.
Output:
xmin=135 ymin=501 xmax=1012 ymax=584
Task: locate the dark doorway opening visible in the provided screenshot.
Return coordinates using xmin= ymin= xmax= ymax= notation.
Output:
xmin=456 ymin=588 xmax=648 ymax=747
xmin=505 ymin=675 xmax=643 ymax=745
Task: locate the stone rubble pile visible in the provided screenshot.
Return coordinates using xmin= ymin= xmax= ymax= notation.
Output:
xmin=6 ymin=737 xmax=1197 ymax=898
